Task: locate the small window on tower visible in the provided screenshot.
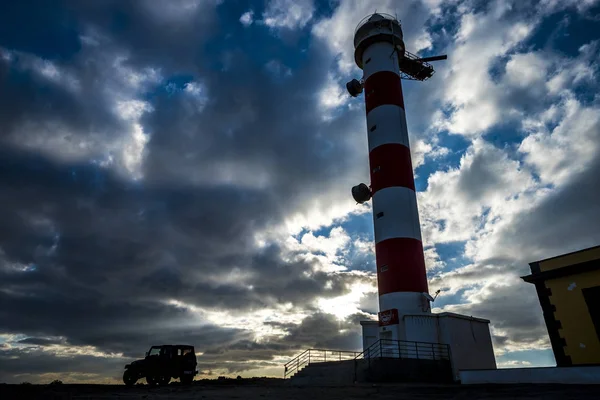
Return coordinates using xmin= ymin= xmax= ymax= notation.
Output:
xmin=376 ymin=212 xmax=384 ymax=219
xmin=370 ymin=125 xmax=377 ymax=132
xmin=372 ymin=166 xmax=381 ymax=173
xmin=380 ymin=265 xmax=388 ymax=272
xmin=365 ymin=57 xmax=372 ymax=64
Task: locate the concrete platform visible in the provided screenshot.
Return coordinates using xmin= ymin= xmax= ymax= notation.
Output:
xmin=290 ymin=360 xmax=361 ymax=385
xmin=460 ymin=365 xmax=600 ymax=384
xmin=290 ymin=357 xmax=453 ymax=385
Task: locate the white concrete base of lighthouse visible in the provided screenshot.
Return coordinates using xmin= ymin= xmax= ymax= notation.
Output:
xmin=360 ymin=312 xmax=497 ymax=381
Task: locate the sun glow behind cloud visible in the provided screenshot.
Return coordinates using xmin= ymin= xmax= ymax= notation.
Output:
xmin=317 ymin=280 xmax=377 ymax=320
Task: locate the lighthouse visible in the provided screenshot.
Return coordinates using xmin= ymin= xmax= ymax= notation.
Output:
xmin=349 ymin=13 xmax=444 ymax=342
xmin=347 ymin=17 xmax=496 ymax=374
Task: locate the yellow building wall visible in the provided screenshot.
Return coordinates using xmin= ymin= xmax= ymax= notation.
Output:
xmin=539 ymin=247 xmax=600 ymax=272
xmin=545 ymin=269 xmax=600 ymax=365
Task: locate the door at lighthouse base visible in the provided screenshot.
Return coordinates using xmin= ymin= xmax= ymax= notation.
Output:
xmin=379 ymin=330 xmax=396 ymax=358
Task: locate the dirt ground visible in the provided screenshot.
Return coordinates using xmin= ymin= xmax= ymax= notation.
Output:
xmin=1 ymin=380 xmax=599 ymax=400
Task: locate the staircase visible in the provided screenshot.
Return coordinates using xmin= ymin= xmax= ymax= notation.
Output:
xmin=284 ymin=339 xmax=454 ymax=385
xmin=284 ymin=349 xmax=360 ymax=380
xmin=290 ymin=360 xmax=361 ymax=385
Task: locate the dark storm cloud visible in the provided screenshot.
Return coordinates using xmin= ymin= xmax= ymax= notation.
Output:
xmin=0 ymin=347 xmax=126 ymax=381
xmin=0 ymin=51 xmax=125 ymax=145
xmin=0 ymin=0 xmax=224 ymax=161
xmin=197 ymin=312 xmax=364 ymax=373
xmin=141 ymin=41 xmax=362 ymax=193
xmin=0 ymin=150 xmax=364 ymax=350
xmin=0 ymin=0 xmax=371 ymax=385
xmin=494 ymin=154 xmax=600 ymax=261
xmin=0 ymin=0 xmax=377 ymax=384
xmin=456 ymin=149 xmax=503 ymax=202
xmin=17 ymin=337 xmax=66 ymax=346
xmin=0 ymin=312 xmax=365 ymax=382
xmin=281 ymin=312 xmax=363 ymax=350
xmin=443 ymin=278 xmax=549 ymax=347
xmin=0 ymin=0 xmax=220 ymax=69
xmin=69 ymin=0 xmax=222 ymax=71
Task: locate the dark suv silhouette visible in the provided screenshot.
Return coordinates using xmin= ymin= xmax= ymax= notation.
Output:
xmin=123 ymin=345 xmax=197 ymax=386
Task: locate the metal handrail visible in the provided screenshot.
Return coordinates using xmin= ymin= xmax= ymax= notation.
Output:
xmin=353 ymin=339 xmax=451 ymax=378
xmin=353 ymin=338 xmax=381 ymax=361
xmin=354 ymin=339 xmax=451 ymax=360
xmin=284 ymin=340 xmax=451 ymax=379
xmin=398 ymin=49 xmax=435 ymax=81
xmin=352 ymin=339 xmax=451 ymax=382
xmin=283 ymin=349 xmax=361 ymax=379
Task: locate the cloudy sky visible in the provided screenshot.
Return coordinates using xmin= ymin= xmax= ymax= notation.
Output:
xmin=1 ymin=0 xmax=599 ymax=384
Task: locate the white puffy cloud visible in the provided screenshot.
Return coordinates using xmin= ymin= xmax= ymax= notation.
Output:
xmin=312 ymin=0 xmax=437 ymax=75
xmin=319 ymin=73 xmax=350 ymax=114
xmin=437 ymin=12 xmax=533 ymax=135
xmin=504 ymin=52 xmax=550 ymax=89
xmin=539 ymin=0 xmax=600 ymax=14
xmin=262 ymin=0 xmax=315 ymax=30
xmin=424 ymin=245 xmax=445 ymax=271
xmin=139 ymin=0 xmax=216 ymax=22
xmin=419 ymin=137 xmax=536 ymax=245
xmin=497 ymin=360 xmax=534 ymax=368
xmin=240 ymin=10 xmax=254 ymax=27
xmin=1 ymin=47 xmax=163 ymax=181
xmin=546 ymin=42 xmax=598 ymax=94
xmin=434 ymin=4 xmax=599 ymax=138
xmin=519 ymin=98 xmax=600 ymax=186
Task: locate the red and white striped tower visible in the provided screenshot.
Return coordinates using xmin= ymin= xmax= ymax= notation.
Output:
xmin=350 ymin=14 xmax=432 ymax=339
xmin=348 ymin=20 xmax=498 ymax=366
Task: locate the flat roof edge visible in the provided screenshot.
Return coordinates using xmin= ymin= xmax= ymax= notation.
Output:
xmin=402 ymin=312 xmax=490 ymax=323
xmin=359 ymin=320 xmax=378 ymax=326
xmin=529 ymin=244 xmax=600 ymax=265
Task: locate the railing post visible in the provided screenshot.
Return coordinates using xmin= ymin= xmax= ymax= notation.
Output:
xmin=308 ymin=350 xmax=311 ymax=365
xmin=397 ymin=340 xmax=401 ymax=359
xmin=297 ymin=356 xmax=299 ymax=372
xmin=324 ymin=351 xmax=326 ymax=362
xmin=432 ymin=343 xmax=435 ymax=360
xmin=415 ymin=342 xmax=419 ymax=359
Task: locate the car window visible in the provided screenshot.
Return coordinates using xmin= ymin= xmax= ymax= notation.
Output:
xmin=148 ymin=347 xmax=161 ymax=356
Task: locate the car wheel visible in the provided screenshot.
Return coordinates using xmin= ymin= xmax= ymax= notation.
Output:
xmin=123 ymin=370 xmax=137 ymax=386
xmin=158 ymin=376 xmax=170 ymax=386
xmin=146 ymin=376 xmax=157 ymax=386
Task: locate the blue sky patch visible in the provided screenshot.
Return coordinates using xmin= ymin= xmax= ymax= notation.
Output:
xmin=527 ymin=7 xmax=600 ymax=57
xmin=496 ymin=348 xmax=556 ymax=368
